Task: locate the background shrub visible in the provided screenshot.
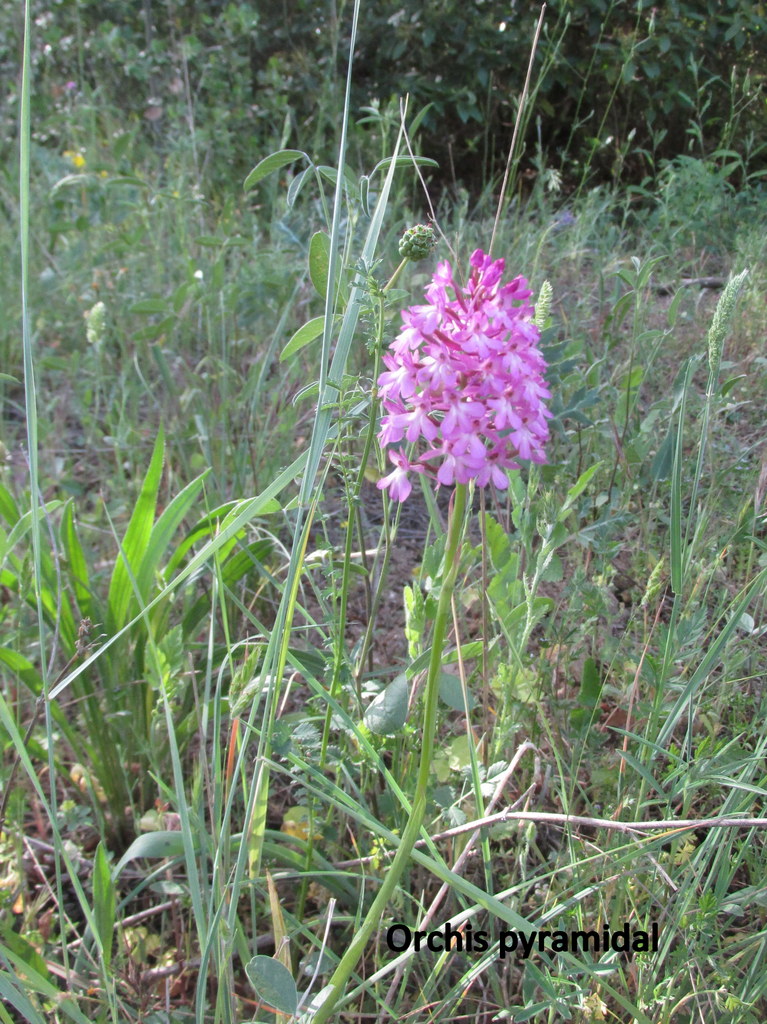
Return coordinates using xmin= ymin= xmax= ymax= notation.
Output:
xmin=3 ymin=0 xmax=765 ymax=198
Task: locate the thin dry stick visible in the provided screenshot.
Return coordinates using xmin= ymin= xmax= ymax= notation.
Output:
xmin=489 ymin=3 xmax=547 ymax=258
xmin=419 ymin=742 xmax=538 ymax=924
xmin=618 ymin=597 xmax=664 ymax=785
xmin=336 ymin=809 xmax=767 ymax=870
xmin=431 ymin=810 xmax=767 ymax=838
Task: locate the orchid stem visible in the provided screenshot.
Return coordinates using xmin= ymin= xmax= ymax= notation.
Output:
xmin=310 ymin=483 xmax=468 ymax=1024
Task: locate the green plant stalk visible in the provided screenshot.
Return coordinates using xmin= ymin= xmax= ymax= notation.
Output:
xmin=319 ymin=260 xmax=407 ymax=768
xmin=311 ymin=482 xmax=468 ymax=1024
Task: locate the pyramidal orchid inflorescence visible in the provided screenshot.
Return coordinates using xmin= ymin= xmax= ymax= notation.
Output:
xmin=377 ymin=249 xmax=551 ymax=501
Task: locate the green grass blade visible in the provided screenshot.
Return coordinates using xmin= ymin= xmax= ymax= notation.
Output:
xmin=670 ymin=358 xmax=696 ymax=595
xmin=92 ymin=841 xmax=116 ymax=969
xmin=60 ymin=500 xmax=93 ymax=619
xmin=49 ymin=450 xmax=308 ymax=701
xmin=106 ymin=426 xmax=165 ymax=631
xmin=657 ymin=565 xmax=767 ymax=748
xmin=135 ymin=469 xmax=209 ymax=600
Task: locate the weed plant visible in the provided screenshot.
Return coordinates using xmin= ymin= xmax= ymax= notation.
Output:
xmin=2 ymin=3 xmax=767 ymax=1023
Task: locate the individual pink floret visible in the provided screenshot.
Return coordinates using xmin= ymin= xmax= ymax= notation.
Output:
xmin=376 ymin=448 xmax=424 ymax=503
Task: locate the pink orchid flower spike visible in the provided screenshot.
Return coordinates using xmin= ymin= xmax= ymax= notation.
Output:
xmin=376 ymin=249 xmax=551 ymax=501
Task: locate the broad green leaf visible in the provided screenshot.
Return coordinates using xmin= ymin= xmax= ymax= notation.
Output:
xmin=581 ymin=659 xmax=606 ymax=708
xmin=571 ymin=656 xmax=602 ymax=733
xmin=309 ymin=230 xmax=332 ymax=298
xmin=0 ymin=971 xmax=47 ymax=1024
xmin=0 ymin=482 xmax=20 ymax=526
xmin=0 ymin=647 xmax=44 ymax=693
xmin=483 ymin=512 xmax=513 ymax=571
xmin=104 ymin=173 xmax=149 ymax=188
xmin=447 ymin=734 xmax=473 ymax=771
xmin=92 ymin=842 xmax=115 ymax=968
xmin=364 ymin=673 xmax=409 ymax=734
xmin=438 ymin=670 xmax=475 ymax=711
xmin=243 ymin=149 xmax=307 ymax=191
xmin=408 ymin=101 xmax=433 ymax=136
xmin=557 ymin=461 xmax=603 ymax=520
xmin=50 ymin=173 xmax=91 ymax=194
xmin=622 ymin=60 xmax=637 ymax=85
xmin=280 ymin=315 xmax=327 ymax=362
xmin=166 ymin=498 xmax=243 ymax=577
xmin=0 ymin=931 xmax=49 ymax=986
xmin=369 ymin=155 xmax=439 ymax=176
xmin=316 ymin=163 xmax=358 ymax=195
xmin=667 ymin=286 xmax=685 ymax=327
xmin=6 ymin=500 xmax=64 ymax=551
xmin=245 ymin=955 xmax=299 ymax=1016
xmin=287 ymin=165 xmax=313 ymax=207
xmin=107 ymin=429 xmax=165 ymax=631
xmin=132 ymin=315 xmax=176 ymax=341
xmin=0 ymin=950 xmax=92 ymax=1024
xmin=129 ymin=298 xmax=169 ymax=315
xmin=540 ymin=552 xmax=563 ymax=582
xmin=219 ymin=498 xmax=280 ymax=534
xmin=620 ymin=364 xmax=644 ymax=390
xmin=0 ymin=647 xmax=74 ymax=743
xmin=172 ymin=281 xmax=195 ymax=311
xmin=720 ymin=373 xmax=747 ymax=397
xmin=113 ymin=830 xmax=188 ymax=877
xmin=403 ymin=583 xmax=425 ymax=660
xmin=650 ymin=427 xmax=674 ymax=481
xmin=292 ymin=380 xmax=320 ymax=405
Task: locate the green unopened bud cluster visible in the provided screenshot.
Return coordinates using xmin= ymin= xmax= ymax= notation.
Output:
xmin=399 ymin=224 xmax=437 ymax=261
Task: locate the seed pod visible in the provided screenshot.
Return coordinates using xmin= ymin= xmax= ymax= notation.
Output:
xmin=398 ymin=223 xmax=437 ymax=261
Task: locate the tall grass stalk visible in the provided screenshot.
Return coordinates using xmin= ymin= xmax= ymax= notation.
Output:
xmin=489 ymin=3 xmax=546 ymax=257
xmin=6 ymin=2 xmax=119 ymax=1015
xmin=18 ymin=0 xmax=70 ymax=999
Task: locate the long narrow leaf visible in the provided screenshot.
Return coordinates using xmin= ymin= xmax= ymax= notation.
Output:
xmin=60 ymin=501 xmax=93 ymax=619
xmin=134 ymin=470 xmax=209 ymax=602
xmin=657 ymin=566 xmax=767 ymax=748
xmin=107 ymin=428 xmax=165 ymax=631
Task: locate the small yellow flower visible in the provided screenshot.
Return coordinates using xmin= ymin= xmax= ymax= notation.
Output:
xmin=63 ymin=149 xmax=86 ymax=169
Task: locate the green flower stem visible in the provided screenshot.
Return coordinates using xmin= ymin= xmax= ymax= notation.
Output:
xmin=385 ymin=256 xmax=408 ymax=292
xmin=311 ymin=482 xmax=468 ymax=1024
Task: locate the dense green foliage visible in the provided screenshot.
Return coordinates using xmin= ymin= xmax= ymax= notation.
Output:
xmin=2 ymin=0 xmax=766 ymax=197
